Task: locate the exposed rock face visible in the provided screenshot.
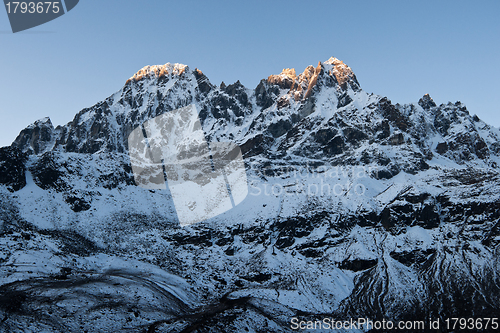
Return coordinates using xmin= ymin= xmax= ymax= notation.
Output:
xmin=267 ymin=57 xmax=359 ymax=103
xmin=0 ymin=147 xmax=27 ymax=192
xmin=1 ymin=57 xmax=500 ymax=332
xmin=12 ymin=117 xmax=55 ymax=155
xmin=418 ymin=93 xmax=437 ymax=110
xmin=126 ymin=63 xmax=188 ymax=84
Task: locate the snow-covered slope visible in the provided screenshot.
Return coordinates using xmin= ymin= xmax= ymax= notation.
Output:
xmin=1 ymin=57 xmax=499 ymax=332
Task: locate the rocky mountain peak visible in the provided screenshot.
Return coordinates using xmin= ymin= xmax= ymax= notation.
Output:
xmin=322 ymin=57 xmax=360 ymax=91
xmin=266 ymin=68 xmax=297 ymax=90
xmin=125 ymin=63 xmax=189 ymax=84
xmin=28 ymin=116 xmax=53 ymax=129
xmin=12 ymin=116 xmax=55 ymax=155
xmin=266 ymin=58 xmax=360 ymax=102
xmin=418 ymin=93 xmax=437 ymax=110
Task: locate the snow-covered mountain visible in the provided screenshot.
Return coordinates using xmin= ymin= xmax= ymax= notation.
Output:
xmin=1 ymin=57 xmax=499 ymax=332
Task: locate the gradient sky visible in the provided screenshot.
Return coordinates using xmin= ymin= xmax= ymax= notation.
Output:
xmin=1 ymin=0 xmax=499 ymax=147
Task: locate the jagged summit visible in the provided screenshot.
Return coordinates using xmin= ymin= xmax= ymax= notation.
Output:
xmin=266 ymin=58 xmax=360 ymax=100
xmin=8 ymin=55 xmax=500 ymax=170
xmin=323 ymin=57 xmax=359 ymax=90
xmin=418 ymin=93 xmax=437 ymax=110
xmin=324 ymin=56 xmax=343 ymax=65
xmin=13 ymin=116 xmax=55 ymax=155
xmin=124 ymin=57 xmax=359 ymax=97
xmin=25 ymin=116 xmax=52 ymax=129
xmin=126 ymin=63 xmax=189 ymax=84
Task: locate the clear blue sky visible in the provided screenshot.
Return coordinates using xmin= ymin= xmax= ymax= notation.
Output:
xmin=1 ymin=0 xmax=499 ymax=147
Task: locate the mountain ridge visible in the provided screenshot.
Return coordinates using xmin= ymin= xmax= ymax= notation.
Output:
xmin=1 ymin=57 xmax=499 ymax=332
xmin=11 ymin=57 xmax=497 ymax=169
